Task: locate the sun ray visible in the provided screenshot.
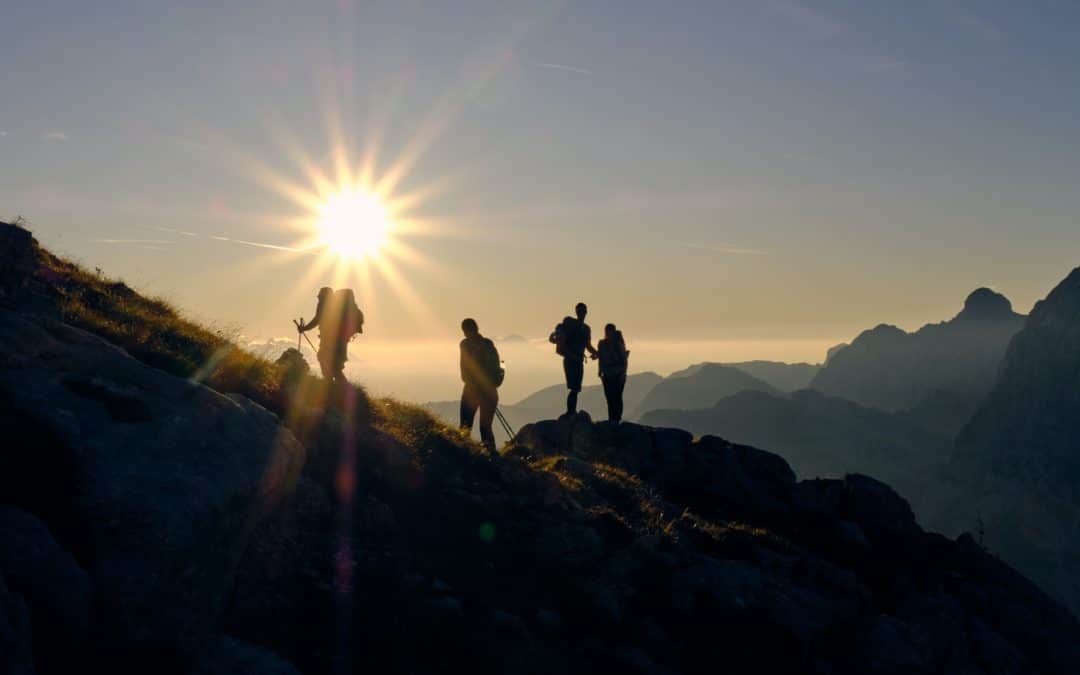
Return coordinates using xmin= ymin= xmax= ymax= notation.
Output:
xmin=370 ymin=254 xmax=442 ymax=334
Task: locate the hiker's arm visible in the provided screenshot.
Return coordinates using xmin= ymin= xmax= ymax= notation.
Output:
xmin=298 ymin=301 xmax=323 ymax=332
xmin=586 ymin=331 xmax=598 ymax=358
xmin=459 ymin=342 xmax=467 ymax=383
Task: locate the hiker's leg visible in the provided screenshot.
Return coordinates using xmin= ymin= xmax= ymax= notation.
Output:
xmin=334 ymin=341 xmax=348 ymax=383
xmin=613 ymin=374 xmax=626 ymax=422
xmin=478 ymin=392 xmax=497 ymax=454
xmin=460 ymin=385 xmax=478 ymax=431
xmin=316 ymin=346 xmax=333 ymax=380
xmin=563 ymin=357 xmax=583 ymax=415
xmin=602 ymin=376 xmax=617 ymax=421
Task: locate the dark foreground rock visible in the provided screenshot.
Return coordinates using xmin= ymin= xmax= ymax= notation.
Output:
xmin=225 ymin=411 xmax=1080 ymax=675
xmin=0 ymin=309 xmax=305 ymax=670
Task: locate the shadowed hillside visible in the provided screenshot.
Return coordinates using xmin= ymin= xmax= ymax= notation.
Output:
xmin=641 ymin=390 xmax=953 ymax=523
xmin=2 ymin=220 xmax=1078 ymax=675
xmin=632 ymin=364 xmax=782 ymax=419
xmin=939 ymin=266 xmax=1080 ymax=617
xmin=666 ymin=360 xmax=820 ymax=393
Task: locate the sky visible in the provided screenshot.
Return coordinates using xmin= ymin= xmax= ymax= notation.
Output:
xmin=3 ymin=1 xmax=1079 ymax=399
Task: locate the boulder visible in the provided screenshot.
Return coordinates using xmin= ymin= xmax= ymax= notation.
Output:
xmin=193 ymin=636 xmax=302 ymax=675
xmin=842 ymin=474 xmax=918 ymax=536
xmin=0 ymin=572 xmax=34 ymax=675
xmin=0 ymin=508 xmax=91 ymax=670
xmin=0 ymin=310 xmax=306 ymax=660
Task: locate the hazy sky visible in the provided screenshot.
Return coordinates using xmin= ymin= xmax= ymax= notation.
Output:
xmin=3 ymin=1 xmax=1079 ymax=362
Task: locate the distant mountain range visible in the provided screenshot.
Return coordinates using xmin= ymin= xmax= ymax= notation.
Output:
xmin=641 ymin=389 xmax=952 ymax=520
xmin=810 ymin=288 xmax=1025 ymax=426
xmin=937 ymin=267 xmax=1080 ymax=616
xmin=664 ymin=360 xmax=821 ymax=392
xmin=631 ymin=364 xmax=783 ymax=419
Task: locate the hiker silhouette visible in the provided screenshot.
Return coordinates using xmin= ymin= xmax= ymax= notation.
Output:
xmin=598 ymin=323 xmax=630 ymax=422
xmin=459 ymin=318 xmax=502 ymax=454
xmin=295 ymin=287 xmax=364 ymax=384
xmin=549 ymin=302 xmax=598 ymax=416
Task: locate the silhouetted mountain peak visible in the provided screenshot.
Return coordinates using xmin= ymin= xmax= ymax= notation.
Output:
xmin=854 ymin=323 xmax=908 ymax=347
xmin=1032 ymin=266 xmax=1080 ymax=314
xmin=956 ymin=287 xmax=1019 ymax=322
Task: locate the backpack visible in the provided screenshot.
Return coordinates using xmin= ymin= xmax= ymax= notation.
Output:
xmin=599 ymin=331 xmax=629 ymax=375
xmin=333 ymin=289 xmax=365 ymax=341
xmin=483 ymin=339 xmax=506 ymax=388
xmin=549 ymin=317 xmax=581 ymax=357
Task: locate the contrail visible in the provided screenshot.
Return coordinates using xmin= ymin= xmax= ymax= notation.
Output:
xmin=535 ymin=62 xmax=592 ymax=75
xmin=211 ymin=235 xmax=318 ymax=254
xmin=93 ymin=238 xmax=176 ymax=245
xmin=155 ymin=226 xmax=199 ymax=237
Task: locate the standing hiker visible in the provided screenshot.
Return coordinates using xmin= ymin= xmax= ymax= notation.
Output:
xmin=459 ymin=318 xmax=503 ymax=455
xmin=597 ymin=323 xmax=630 ymax=423
xmin=295 ymin=287 xmax=365 ymax=384
xmin=549 ymin=302 xmax=598 ymax=416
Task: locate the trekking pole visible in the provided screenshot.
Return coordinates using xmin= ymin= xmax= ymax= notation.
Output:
xmin=294 ymin=320 xmax=318 ymax=354
xmin=494 ymin=407 xmax=516 ymax=439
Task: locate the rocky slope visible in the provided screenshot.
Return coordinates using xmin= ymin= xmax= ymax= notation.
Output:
xmin=2 ymin=220 xmax=1078 ymax=674
xmin=809 ymin=289 xmax=1025 ymax=430
xmin=941 ymin=266 xmax=1080 ymax=617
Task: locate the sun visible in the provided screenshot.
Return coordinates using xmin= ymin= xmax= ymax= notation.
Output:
xmin=316 ymin=188 xmax=392 ymax=262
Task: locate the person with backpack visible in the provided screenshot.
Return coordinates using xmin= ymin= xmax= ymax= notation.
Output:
xmin=597 ymin=323 xmax=630 ymax=423
xmin=295 ymin=286 xmax=365 ymax=384
xmin=549 ymin=302 xmax=598 ymax=416
xmin=459 ymin=317 xmax=503 ymax=455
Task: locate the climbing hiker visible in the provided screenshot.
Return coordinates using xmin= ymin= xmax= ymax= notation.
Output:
xmin=549 ymin=302 xmax=597 ymax=416
xmin=597 ymin=323 xmax=630 ymax=423
xmin=295 ymin=286 xmax=364 ymax=384
xmin=459 ymin=318 xmax=503 ymax=455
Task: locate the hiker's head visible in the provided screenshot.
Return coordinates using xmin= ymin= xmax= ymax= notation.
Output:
xmin=605 ymin=323 xmax=617 ymax=339
xmin=318 ymin=286 xmax=333 ymax=301
xmin=461 ymin=318 xmax=479 ymax=337
xmin=575 ymin=302 xmax=587 ymax=319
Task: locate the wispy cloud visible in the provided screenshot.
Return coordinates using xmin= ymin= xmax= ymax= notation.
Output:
xmin=765 ymin=0 xmax=849 ymax=39
xmin=954 ymin=8 xmax=1002 ymax=41
xmin=43 ymin=131 xmax=68 ymax=142
xmin=682 ymin=242 xmax=768 ymax=256
xmin=0 ymin=131 xmax=8 ymax=137
xmin=155 ymin=226 xmax=199 ymax=237
xmin=535 ymin=62 xmax=592 ymax=75
xmin=860 ymin=59 xmax=911 ymax=75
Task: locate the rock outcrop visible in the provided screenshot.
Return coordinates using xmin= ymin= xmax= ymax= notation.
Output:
xmin=0 ymin=308 xmax=306 ymax=668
